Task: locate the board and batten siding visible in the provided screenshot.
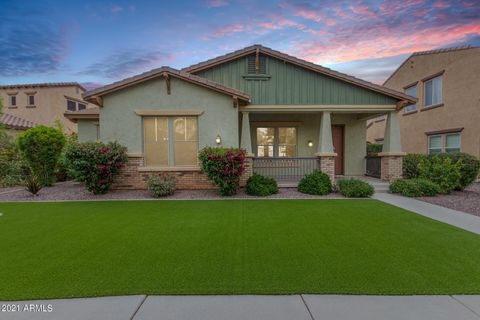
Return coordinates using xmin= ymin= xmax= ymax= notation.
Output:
xmin=195 ymin=55 xmax=397 ymax=105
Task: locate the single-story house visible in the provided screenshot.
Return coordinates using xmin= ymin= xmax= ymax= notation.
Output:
xmin=66 ymin=45 xmax=415 ymax=189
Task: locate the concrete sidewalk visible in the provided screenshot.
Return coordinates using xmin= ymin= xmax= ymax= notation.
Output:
xmin=373 ymin=192 xmax=480 ymax=235
xmin=2 ymin=294 xmax=480 ymax=320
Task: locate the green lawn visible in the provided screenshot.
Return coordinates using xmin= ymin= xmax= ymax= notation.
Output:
xmin=0 ymin=199 xmax=480 ymax=300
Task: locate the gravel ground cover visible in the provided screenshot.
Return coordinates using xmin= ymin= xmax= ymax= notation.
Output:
xmin=418 ymin=183 xmax=480 ymax=216
xmin=0 ymin=181 xmax=343 ymax=202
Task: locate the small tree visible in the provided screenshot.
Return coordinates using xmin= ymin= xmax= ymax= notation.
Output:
xmin=64 ymin=141 xmax=128 ymax=194
xmin=199 ymin=147 xmax=246 ymax=196
xmin=17 ymin=126 xmax=66 ymax=186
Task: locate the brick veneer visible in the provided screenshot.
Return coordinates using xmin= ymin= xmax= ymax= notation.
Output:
xmin=318 ymin=155 xmax=335 ymax=183
xmin=380 ymin=155 xmax=403 ymax=181
xmin=113 ymin=155 xmax=253 ymax=190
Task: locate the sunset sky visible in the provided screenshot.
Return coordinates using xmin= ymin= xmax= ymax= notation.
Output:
xmin=1 ymin=0 xmax=479 ymax=88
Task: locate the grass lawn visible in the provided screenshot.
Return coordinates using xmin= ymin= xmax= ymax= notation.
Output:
xmin=1 ymin=199 xmax=480 ymax=300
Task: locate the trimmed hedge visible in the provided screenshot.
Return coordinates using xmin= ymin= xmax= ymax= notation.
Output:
xmin=390 ymin=178 xmax=441 ymax=197
xmin=434 ymin=153 xmax=480 ymax=190
xmin=246 ymin=173 xmax=278 ymax=197
xmin=337 ymin=179 xmax=374 ymax=198
xmin=147 ymin=174 xmax=176 ymax=197
xmin=298 ymin=170 xmax=332 ymax=195
xmin=419 ymin=156 xmax=461 ymax=194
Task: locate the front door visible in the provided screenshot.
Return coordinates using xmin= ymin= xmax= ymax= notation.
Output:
xmin=332 ymin=125 xmax=344 ymax=175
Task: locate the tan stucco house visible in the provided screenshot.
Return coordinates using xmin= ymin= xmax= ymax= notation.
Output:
xmin=66 ymin=45 xmax=415 ymax=189
xmin=367 ymin=46 xmax=480 ymax=158
xmin=0 ymin=82 xmax=95 ymax=134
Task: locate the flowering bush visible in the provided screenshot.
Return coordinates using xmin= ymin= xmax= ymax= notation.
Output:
xmin=64 ymin=141 xmax=128 ymax=194
xmin=199 ymin=147 xmax=246 ymax=196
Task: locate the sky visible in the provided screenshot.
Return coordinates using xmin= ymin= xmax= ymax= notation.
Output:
xmin=0 ymin=0 xmax=479 ymax=89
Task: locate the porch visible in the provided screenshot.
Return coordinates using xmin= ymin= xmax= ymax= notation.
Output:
xmin=240 ymin=106 xmax=405 ymax=183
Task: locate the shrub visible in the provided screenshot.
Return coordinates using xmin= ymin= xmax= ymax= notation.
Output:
xmin=298 ymin=170 xmax=332 ymax=195
xmin=246 ymin=173 xmax=278 ymax=196
xmin=199 ymin=147 xmax=246 ymax=196
xmin=64 ymin=141 xmax=128 ymax=194
xmin=24 ymin=172 xmax=43 ymax=196
xmin=390 ymin=178 xmax=441 ymax=197
xmin=0 ymin=137 xmax=28 ymax=187
xmin=366 ymin=142 xmax=382 ymax=154
xmin=419 ymin=156 xmax=461 ymax=194
xmin=147 ymin=174 xmax=176 ymax=197
xmin=403 ymin=154 xmax=427 ymax=179
xmin=16 ymin=126 xmax=66 ymax=186
xmin=337 ymin=179 xmax=374 ymax=198
xmin=433 ymin=153 xmax=480 ymax=190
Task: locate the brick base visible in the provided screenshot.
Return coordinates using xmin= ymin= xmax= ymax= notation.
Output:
xmin=112 ymin=155 xmax=253 ymax=190
xmin=318 ymin=156 xmax=335 ymax=183
xmin=380 ymin=156 xmax=403 ymax=181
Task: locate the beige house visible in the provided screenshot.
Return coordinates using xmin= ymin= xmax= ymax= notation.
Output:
xmin=367 ymin=46 xmax=480 ymax=158
xmin=0 ymin=82 xmax=96 ymax=134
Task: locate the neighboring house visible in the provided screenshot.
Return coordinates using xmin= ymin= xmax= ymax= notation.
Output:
xmin=66 ymin=45 xmax=415 ymax=188
xmin=367 ymin=46 xmax=480 ymax=158
xmin=0 ymin=82 xmax=96 ymax=134
xmin=0 ymin=113 xmax=38 ymax=137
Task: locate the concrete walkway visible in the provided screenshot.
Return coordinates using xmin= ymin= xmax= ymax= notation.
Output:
xmin=2 ymin=294 xmax=480 ymax=320
xmin=373 ymin=192 xmax=480 ymax=235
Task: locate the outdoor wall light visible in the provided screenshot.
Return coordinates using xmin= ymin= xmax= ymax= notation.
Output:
xmin=215 ymin=134 xmax=222 ymax=145
xmin=307 ymin=140 xmax=313 ymax=147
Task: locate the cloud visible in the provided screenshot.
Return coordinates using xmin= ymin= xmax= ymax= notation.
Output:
xmin=213 ymin=23 xmax=246 ymax=37
xmin=80 ymin=82 xmax=104 ymax=91
xmin=207 ymin=0 xmax=228 ymax=8
xmin=110 ymin=5 xmax=124 ymax=13
xmin=78 ymin=50 xmax=174 ymax=79
xmin=0 ymin=24 xmax=68 ymax=77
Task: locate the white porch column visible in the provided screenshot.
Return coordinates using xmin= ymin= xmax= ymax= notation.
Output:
xmin=315 ymin=112 xmax=336 ymax=182
xmin=378 ymin=111 xmax=405 ymax=181
xmin=240 ymin=111 xmax=253 ymax=155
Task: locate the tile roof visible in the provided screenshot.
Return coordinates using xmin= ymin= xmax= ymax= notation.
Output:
xmin=383 ymin=45 xmax=478 ymax=85
xmin=183 ymin=44 xmax=416 ymax=103
xmin=0 ymin=82 xmax=86 ymax=91
xmin=1 ymin=113 xmax=39 ymax=130
xmin=83 ymin=67 xmax=250 ymax=102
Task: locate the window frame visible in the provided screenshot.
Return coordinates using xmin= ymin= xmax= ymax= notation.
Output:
xmin=423 ymin=75 xmax=443 ymax=108
xmin=9 ymin=95 xmax=17 ymax=107
xmin=67 ymin=99 xmax=77 ymax=111
xmin=403 ymin=84 xmax=417 ymax=113
xmin=427 ymin=132 xmax=461 ymax=154
xmin=255 ymin=126 xmax=298 ymax=157
xmin=26 ymin=94 xmax=35 ymax=107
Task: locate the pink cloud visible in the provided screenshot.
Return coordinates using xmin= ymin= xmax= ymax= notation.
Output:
xmin=350 ymin=4 xmax=378 ymax=19
xmin=433 ymin=1 xmax=451 ymax=9
xmin=294 ymin=8 xmax=323 ymax=22
xmin=213 ymin=23 xmax=245 ymax=37
xmin=207 ymin=0 xmax=228 ymax=8
xmin=110 ymin=5 xmax=123 ymax=13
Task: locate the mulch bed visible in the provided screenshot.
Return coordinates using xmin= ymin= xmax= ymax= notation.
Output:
xmin=0 ymin=181 xmax=343 ymax=202
xmin=418 ymin=183 xmax=480 ymax=216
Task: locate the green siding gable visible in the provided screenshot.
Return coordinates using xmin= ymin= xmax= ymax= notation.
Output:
xmin=195 ymin=55 xmax=397 ymax=105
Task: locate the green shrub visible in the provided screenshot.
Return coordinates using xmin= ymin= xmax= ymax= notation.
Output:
xmin=64 ymin=141 xmax=128 ymax=194
xmin=199 ymin=147 xmax=246 ymax=196
xmin=337 ymin=179 xmax=374 ymax=198
xmin=24 ymin=172 xmax=43 ymax=196
xmin=366 ymin=142 xmax=382 ymax=154
xmin=390 ymin=178 xmax=441 ymax=197
xmin=419 ymin=156 xmax=461 ymax=194
xmin=246 ymin=173 xmax=278 ymax=196
xmin=16 ymin=126 xmax=66 ymax=186
xmin=433 ymin=153 xmax=480 ymax=190
xmin=298 ymin=170 xmax=332 ymax=195
xmin=147 ymin=174 xmax=176 ymax=197
xmin=0 ymin=137 xmax=28 ymax=187
xmin=403 ymin=154 xmax=427 ymax=179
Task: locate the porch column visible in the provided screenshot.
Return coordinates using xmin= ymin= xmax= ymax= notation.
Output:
xmin=378 ymin=111 xmax=405 ymax=181
xmin=315 ymin=112 xmax=336 ymax=182
xmin=240 ymin=111 xmax=253 ymax=186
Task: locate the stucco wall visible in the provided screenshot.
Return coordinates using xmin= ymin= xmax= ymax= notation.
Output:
xmin=100 ymin=77 xmax=239 ymax=154
xmin=366 ymin=116 xmax=386 ymax=143
xmin=77 ymin=120 xmax=99 ymax=142
xmin=0 ymin=86 xmax=95 ymax=134
xmin=248 ymin=112 xmax=366 ymax=175
xmin=382 ymin=48 xmax=480 ymax=157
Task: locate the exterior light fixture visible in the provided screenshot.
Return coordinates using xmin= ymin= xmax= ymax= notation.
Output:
xmin=307 ymin=140 xmax=313 ymax=147
xmin=215 ymin=134 xmax=222 ymax=145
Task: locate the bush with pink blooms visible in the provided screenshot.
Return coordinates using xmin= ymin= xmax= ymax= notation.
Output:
xmin=199 ymin=147 xmax=246 ymax=196
xmin=64 ymin=141 xmax=128 ymax=194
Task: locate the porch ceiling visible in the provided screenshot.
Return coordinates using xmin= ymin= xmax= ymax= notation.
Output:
xmin=239 ymin=104 xmax=397 ymax=113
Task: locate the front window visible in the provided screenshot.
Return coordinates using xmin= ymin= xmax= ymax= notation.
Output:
xmin=143 ymin=117 xmax=198 ymax=167
xmin=9 ymin=95 xmax=16 ymax=107
xmin=404 ymin=85 xmax=417 ymax=113
xmin=428 ymin=133 xmax=460 ymax=154
xmin=424 ymin=75 xmax=442 ymax=107
xmin=27 ymin=94 xmax=35 ymax=106
xmin=67 ymin=100 xmax=76 ymax=111
xmin=256 ymin=127 xmax=296 ymax=157
xmin=78 ymin=103 xmax=86 ymax=110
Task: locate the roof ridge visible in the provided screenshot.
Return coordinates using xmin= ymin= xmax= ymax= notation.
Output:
xmin=411 ymin=45 xmax=475 ymax=56
xmin=0 ymin=82 xmax=85 ymax=91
